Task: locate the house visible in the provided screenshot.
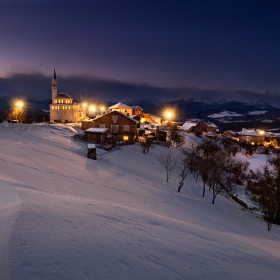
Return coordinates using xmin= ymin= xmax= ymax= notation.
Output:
xmin=195 ymin=121 xmax=217 ymax=134
xmin=222 ymin=130 xmax=239 ymax=141
xmin=180 ymin=121 xmax=197 ymax=133
xmin=237 ymin=129 xmax=265 ymax=145
xmin=81 ymin=111 xmax=138 ymax=143
xmin=49 ymin=69 xmax=87 ymax=123
xmin=132 ymin=106 xmax=144 ymax=116
xmin=108 ymin=102 xmax=133 ymax=116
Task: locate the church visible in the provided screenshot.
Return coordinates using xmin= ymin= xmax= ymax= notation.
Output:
xmin=49 ymin=70 xmax=87 ymax=123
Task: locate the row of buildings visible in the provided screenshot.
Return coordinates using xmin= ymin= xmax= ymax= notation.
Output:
xmin=49 ymin=71 xmax=164 ymax=144
xmin=180 ymin=121 xmax=278 ymax=147
xmin=49 ymin=70 xmax=278 ymax=148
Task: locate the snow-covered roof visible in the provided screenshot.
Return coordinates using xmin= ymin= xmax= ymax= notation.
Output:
xmin=109 ymin=102 xmax=132 ymax=109
xmin=238 ymin=129 xmax=264 ymax=136
xmin=132 ymin=106 xmax=142 ymax=110
xmin=85 ymin=128 xmax=108 ymax=133
xmin=206 ymin=122 xmax=217 ymax=127
xmin=93 ymin=111 xmax=139 ymax=123
xmin=181 ymin=121 xmax=197 ymax=131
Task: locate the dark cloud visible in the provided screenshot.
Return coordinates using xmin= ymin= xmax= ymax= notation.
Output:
xmin=1 ymin=72 xmax=280 ymax=107
xmin=0 ymin=1 xmax=280 ymax=92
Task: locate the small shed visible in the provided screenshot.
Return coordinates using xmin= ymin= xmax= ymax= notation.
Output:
xmin=87 ymin=144 xmax=97 ymax=160
xmin=85 ymin=128 xmax=108 ymax=143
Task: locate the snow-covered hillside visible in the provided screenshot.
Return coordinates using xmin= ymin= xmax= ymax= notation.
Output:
xmin=0 ymin=123 xmax=280 ymax=280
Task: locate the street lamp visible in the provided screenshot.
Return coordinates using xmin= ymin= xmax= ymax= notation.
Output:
xmin=14 ymin=99 xmax=25 ymax=123
xmin=16 ymin=100 xmax=24 ymax=109
xmin=89 ymin=105 xmax=96 ymax=118
xmin=100 ymin=106 xmax=105 ymax=116
xmin=165 ymin=110 xmax=172 ymax=121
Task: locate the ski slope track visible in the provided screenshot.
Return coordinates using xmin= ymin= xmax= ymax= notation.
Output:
xmin=0 ymin=123 xmax=280 ymax=279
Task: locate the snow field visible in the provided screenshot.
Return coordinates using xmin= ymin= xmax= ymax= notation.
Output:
xmin=0 ymin=123 xmax=280 ymax=279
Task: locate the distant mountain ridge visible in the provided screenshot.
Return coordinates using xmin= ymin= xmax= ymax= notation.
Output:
xmin=1 ymin=96 xmax=280 ymax=131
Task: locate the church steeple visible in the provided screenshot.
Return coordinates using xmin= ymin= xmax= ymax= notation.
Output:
xmin=51 ymin=68 xmax=58 ymax=103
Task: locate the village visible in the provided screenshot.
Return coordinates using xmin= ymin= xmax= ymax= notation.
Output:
xmin=1 ymin=72 xmax=280 ymax=278
xmin=2 ymin=70 xmax=280 ymax=228
xmin=3 ymin=70 xmax=280 ymax=154
xmin=2 ymin=2 xmax=280 ymax=279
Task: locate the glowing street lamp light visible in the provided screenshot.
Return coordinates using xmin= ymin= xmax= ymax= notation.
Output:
xmin=16 ymin=100 xmax=24 ymax=108
xmin=165 ymin=111 xmax=172 ymax=121
xmin=89 ymin=105 xmax=95 ymax=112
xmin=13 ymin=99 xmax=25 ymax=123
xmin=100 ymin=106 xmax=105 ymax=115
xmin=88 ymin=105 xmax=96 ymax=118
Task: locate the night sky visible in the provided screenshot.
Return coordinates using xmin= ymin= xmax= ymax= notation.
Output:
xmin=0 ymin=0 xmax=279 ymax=100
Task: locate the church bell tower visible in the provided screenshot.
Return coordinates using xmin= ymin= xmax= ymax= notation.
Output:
xmin=51 ymin=69 xmax=58 ymax=103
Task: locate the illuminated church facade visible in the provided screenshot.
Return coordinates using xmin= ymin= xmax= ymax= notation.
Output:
xmin=49 ymin=70 xmax=87 ymax=123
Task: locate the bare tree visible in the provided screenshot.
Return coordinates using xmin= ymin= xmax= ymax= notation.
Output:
xmin=7 ymin=105 xmax=27 ymax=123
xmin=197 ymin=156 xmax=211 ymax=197
xmin=157 ymin=151 xmax=178 ymax=182
xmin=140 ymin=137 xmax=154 ymax=154
xmin=1 ymin=109 xmax=9 ymax=121
xmin=209 ymin=151 xmax=248 ymax=204
xmin=167 ymin=127 xmax=185 ymax=148
xmin=197 ymin=139 xmax=221 ymax=161
xmin=220 ymin=138 xmax=238 ymax=157
xmin=177 ymin=156 xmax=189 ymax=192
xmin=182 ymin=143 xmax=198 ymax=175
xmin=252 ymin=159 xmax=280 ymax=231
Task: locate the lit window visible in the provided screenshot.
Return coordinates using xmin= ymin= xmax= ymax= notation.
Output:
xmin=123 ymin=125 xmax=130 ymax=131
xmin=123 ymin=136 xmax=129 ymax=141
xmin=68 ymin=106 xmax=70 ymax=109
xmin=54 ymin=100 xmax=57 ymax=104
xmin=52 ymin=106 xmax=54 ymax=109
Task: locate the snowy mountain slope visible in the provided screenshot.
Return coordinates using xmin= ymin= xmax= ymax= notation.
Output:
xmin=0 ymin=123 xmax=280 ymax=279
